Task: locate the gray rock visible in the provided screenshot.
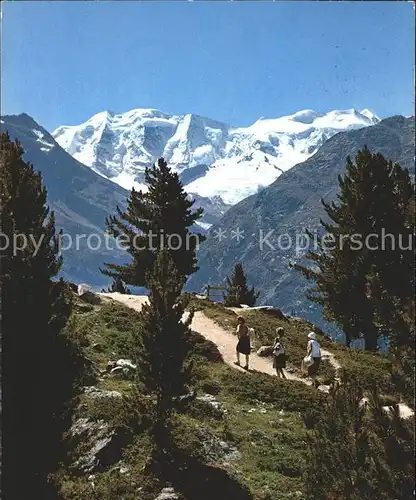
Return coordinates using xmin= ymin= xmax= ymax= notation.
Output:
xmin=71 ymin=418 xmax=114 ymax=472
xmin=110 ymin=366 xmax=125 ymax=377
xmin=257 ymin=345 xmax=274 ymax=357
xmin=106 ymin=360 xmax=117 ymax=372
xmin=174 ymin=391 xmax=196 ymax=404
xmin=197 ymin=393 xmax=220 ymax=408
xmin=194 ymin=426 xmax=240 ymax=465
xmin=70 ymin=418 xmax=127 ymax=473
xmin=180 ymin=390 xmax=196 ymax=402
xmin=196 ymin=393 xmax=225 ymax=416
xmin=116 ymin=358 xmax=137 ymax=370
xmin=78 ymin=283 xmax=91 ymax=296
xmin=155 ymin=487 xmax=179 ymax=500
xmin=84 ymin=386 xmax=122 ymax=399
xmin=109 ymin=461 xmax=130 ymax=474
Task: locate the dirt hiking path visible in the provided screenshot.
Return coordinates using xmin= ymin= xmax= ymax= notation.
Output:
xmin=98 ymin=293 xmax=413 ymax=419
xmin=99 ymin=293 xmax=314 ymax=384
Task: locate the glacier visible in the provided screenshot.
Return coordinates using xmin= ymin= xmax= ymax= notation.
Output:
xmin=52 ymin=107 xmax=379 ymax=226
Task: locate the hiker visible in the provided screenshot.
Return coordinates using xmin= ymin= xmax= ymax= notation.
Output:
xmin=272 ymin=327 xmax=287 ymax=379
xmin=306 ymin=331 xmax=321 ymax=388
xmin=235 ymin=316 xmax=251 ymax=370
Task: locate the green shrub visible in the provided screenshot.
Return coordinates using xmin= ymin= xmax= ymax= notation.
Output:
xmin=97 ymin=302 xmax=140 ymax=357
xmin=73 ymin=302 xmax=94 ymax=314
xmin=220 ymin=370 xmax=326 ymax=415
xmin=169 ymin=416 xmax=209 ymax=462
xmin=78 ymin=291 xmax=102 ymax=305
xmin=340 ymin=364 xmax=394 ymax=395
xmin=87 ymin=389 xmax=153 ymax=435
xmin=185 ymin=398 xmax=224 ymax=422
xmin=99 ymin=301 xmax=142 ymax=334
xmin=318 ymin=359 xmax=337 ymax=385
xmin=199 ymin=380 xmax=221 ymax=395
xmin=378 ymin=394 xmax=400 ymax=407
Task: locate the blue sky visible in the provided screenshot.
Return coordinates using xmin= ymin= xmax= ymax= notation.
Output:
xmin=2 ymin=1 xmax=414 ymax=131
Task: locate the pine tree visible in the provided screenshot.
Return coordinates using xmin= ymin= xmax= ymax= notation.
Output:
xmin=101 ymin=158 xmax=205 ymax=286
xmin=224 ymin=263 xmax=259 ymax=307
xmin=366 ymin=388 xmax=415 ymax=500
xmin=133 ymin=250 xmax=193 ymax=453
xmin=389 ymin=345 xmax=415 ymax=411
xmin=292 ymin=148 xmax=414 ymax=351
xmin=305 ymin=375 xmax=373 ymax=499
xmin=305 ymin=374 xmax=415 ymax=499
xmin=0 ymin=133 xmax=83 ymax=499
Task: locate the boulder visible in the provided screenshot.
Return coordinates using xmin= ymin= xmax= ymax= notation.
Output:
xmin=194 ymin=425 xmax=240 ymax=465
xmin=106 ymin=360 xmax=117 ymax=372
xmin=174 ymin=391 xmax=196 ymax=404
xmin=110 ymin=366 xmax=125 ymax=377
xmin=109 ymin=461 xmax=130 ymax=475
xmin=116 ymin=359 xmax=137 ymax=370
xmin=84 ymin=386 xmax=122 ymax=399
xmin=77 ymin=283 xmax=91 ymax=296
xmin=155 ymin=487 xmax=179 ymax=500
xmin=197 ymin=393 xmax=223 ymax=412
xmin=70 ymin=418 xmax=129 ymax=473
xmin=257 ymin=345 xmax=274 ymax=357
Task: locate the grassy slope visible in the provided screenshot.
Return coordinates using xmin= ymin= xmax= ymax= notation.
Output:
xmin=58 ymin=293 xmax=401 ymax=500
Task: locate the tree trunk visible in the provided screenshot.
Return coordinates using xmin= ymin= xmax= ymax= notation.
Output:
xmin=345 ymin=331 xmax=351 ymax=348
xmin=364 ymin=328 xmax=378 ymax=352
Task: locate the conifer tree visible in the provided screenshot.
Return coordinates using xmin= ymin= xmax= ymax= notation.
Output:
xmin=224 ymin=263 xmax=259 ymax=307
xmin=292 ymin=148 xmax=414 ymax=351
xmin=133 ymin=250 xmax=193 ymax=453
xmin=305 ymin=374 xmax=415 ymax=499
xmin=0 ymin=133 xmax=82 ymax=499
xmin=101 ymin=158 xmax=205 ymax=286
xmin=389 ymin=345 xmax=415 ymax=410
xmin=305 ymin=375 xmax=372 ymax=499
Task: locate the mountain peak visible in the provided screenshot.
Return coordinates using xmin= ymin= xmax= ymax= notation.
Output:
xmin=52 ymin=106 xmax=380 ymax=223
xmin=359 ymin=108 xmax=380 ymax=123
xmin=2 ymin=112 xmax=42 ymax=129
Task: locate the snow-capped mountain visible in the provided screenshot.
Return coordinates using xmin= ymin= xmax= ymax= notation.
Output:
xmin=53 ymin=107 xmax=379 ymax=226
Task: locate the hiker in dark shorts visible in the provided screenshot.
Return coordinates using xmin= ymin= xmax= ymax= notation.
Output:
xmin=272 ymin=327 xmax=287 ymax=379
xmin=235 ymin=316 xmax=251 ymax=370
xmin=306 ymin=331 xmax=321 ymax=388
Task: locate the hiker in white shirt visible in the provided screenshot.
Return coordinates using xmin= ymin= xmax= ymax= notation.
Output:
xmin=306 ymin=332 xmax=321 ymax=388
